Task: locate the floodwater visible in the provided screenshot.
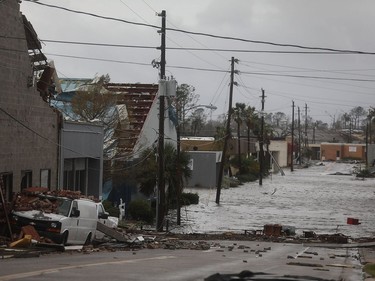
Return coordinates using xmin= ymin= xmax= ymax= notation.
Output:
xmin=174 ymin=162 xmax=375 ymax=239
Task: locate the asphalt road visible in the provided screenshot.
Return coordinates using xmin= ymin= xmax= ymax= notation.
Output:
xmin=0 ymin=241 xmax=363 ymax=281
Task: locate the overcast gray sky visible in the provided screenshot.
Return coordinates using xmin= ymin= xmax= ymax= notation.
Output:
xmin=21 ymin=0 xmax=375 ymax=125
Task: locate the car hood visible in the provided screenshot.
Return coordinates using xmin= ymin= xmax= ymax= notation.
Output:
xmin=13 ymin=210 xmax=66 ymax=221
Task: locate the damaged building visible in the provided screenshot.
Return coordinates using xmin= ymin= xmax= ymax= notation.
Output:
xmin=0 ymin=1 xmax=60 ymax=201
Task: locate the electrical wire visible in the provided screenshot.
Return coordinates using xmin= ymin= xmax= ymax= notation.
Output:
xmin=43 ymin=52 xmax=375 ymax=82
xmin=240 ymin=71 xmax=375 ymax=82
xmin=16 ymin=38 xmax=375 ymax=55
xmin=0 ymin=106 xmax=101 ymax=159
xmin=23 ymin=0 xmax=375 ymax=55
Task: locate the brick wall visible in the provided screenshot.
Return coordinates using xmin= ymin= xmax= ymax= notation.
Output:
xmin=0 ymin=1 xmax=59 ymax=197
xmin=320 ymin=143 xmax=365 ymax=161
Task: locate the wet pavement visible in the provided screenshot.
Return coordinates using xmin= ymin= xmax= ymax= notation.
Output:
xmin=175 ymin=162 xmax=375 ymax=239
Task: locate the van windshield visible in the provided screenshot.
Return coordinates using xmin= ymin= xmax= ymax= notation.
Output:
xmin=57 ymin=198 xmax=72 ymax=216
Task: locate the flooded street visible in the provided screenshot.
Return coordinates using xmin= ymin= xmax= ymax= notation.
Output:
xmin=176 ymin=162 xmax=375 ymax=239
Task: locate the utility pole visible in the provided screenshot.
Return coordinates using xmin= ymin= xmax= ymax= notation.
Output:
xmin=366 ymin=123 xmax=369 ymax=167
xmin=259 ymin=89 xmax=265 ymax=186
xmin=156 ymin=10 xmax=166 ymax=231
xmin=176 ymin=122 xmax=181 ymax=225
xmin=298 ymin=106 xmax=301 ymax=166
xmin=304 ymin=103 xmax=308 ymax=149
xmin=216 ymin=57 xmax=236 ymax=204
xmin=291 ymin=101 xmax=294 ymax=172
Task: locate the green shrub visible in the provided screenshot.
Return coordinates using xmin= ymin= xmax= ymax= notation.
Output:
xmin=356 ymin=168 xmax=374 ymax=178
xmin=128 ymin=199 xmax=154 ymax=223
xmin=237 ymin=173 xmax=258 ymax=183
xmin=102 ymin=200 xmax=120 ymax=217
xmin=181 ymin=192 xmax=199 ymax=205
xmin=364 ymin=263 xmax=375 ymax=277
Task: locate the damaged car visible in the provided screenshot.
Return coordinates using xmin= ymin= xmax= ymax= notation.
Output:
xmin=11 ymin=196 xmax=98 ymax=245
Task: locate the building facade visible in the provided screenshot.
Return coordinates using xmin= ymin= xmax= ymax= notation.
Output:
xmin=0 ymin=2 xmax=59 ymax=201
xmin=59 ymin=121 xmax=104 ymax=199
xmin=320 ymin=143 xmax=366 ymax=161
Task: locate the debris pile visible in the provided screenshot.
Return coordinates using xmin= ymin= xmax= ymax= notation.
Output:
xmin=12 ymin=187 xmax=97 ymax=213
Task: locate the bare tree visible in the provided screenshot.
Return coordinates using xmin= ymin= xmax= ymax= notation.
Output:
xmin=70 ymin=74 xmax=119 ymax=159
xmin=175 ymin=84 xmax=199 ymax=135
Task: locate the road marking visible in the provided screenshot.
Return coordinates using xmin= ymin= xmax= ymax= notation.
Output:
xmin=294 ymin=247 xmax=310 ymax=259
xmin=0 ymin=255 xmax=176 ymax=281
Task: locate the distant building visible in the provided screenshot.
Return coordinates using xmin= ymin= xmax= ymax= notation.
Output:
xmin=320 ymin=143 xmax=366 ymax=161
xmin=53 ymin=80 xmax=178 ymax=203
xmin=59 ymin=121 xmax=104 ymax=199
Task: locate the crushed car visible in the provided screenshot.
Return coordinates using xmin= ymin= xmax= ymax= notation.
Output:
xmin=10 ymin=187 xmax=117 ymax=245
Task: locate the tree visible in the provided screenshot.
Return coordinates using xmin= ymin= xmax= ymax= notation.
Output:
xmin=175 ymin=84 xmax=199 ymax=134
xmin=132 ymin=143 xmax=191 ymax=224
xmin=350 ymin=106 xmax=366 ymax=130
xmin=70 ymin=74 xmax=119 ymax=159
xmin=190 ymin=108 xmax=207 ymax=136
xmin=233 ymin=103 xmax=246 ymax=171
xmin=341 ymin=113 xmax=351 ymax=129
xmin=272 ymin=112 xmax=287 ymax=127
xmin=243 ymin=105 xmax=257 ymax=158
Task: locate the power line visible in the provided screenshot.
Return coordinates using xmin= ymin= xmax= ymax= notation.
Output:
xmin=41 ymin=39 xmax=157 ymax=49
xmin=45 ymin=53 xmax=152 ymax=67
xmin=167 ymin=27 xmax=375 ymax=54
xmin=45 ymin=52 xmax=375 ymax=82
xmin=0 ymin=106 xmax=100 ymax=159
xmin=21 ymin=38 xmax=375 ymax=55
xmin=23 ymin=0 xmax=375 ymax=55
xmin=240 ymin=71 xmax=375 ymax=82
xmin=23 ymin=0 xmax=160 ymax=29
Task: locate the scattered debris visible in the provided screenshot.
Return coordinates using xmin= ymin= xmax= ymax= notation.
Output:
xmin=347 ymin=217 xmax=360 ymax=225
xmin=287 ymin=261 xmax=324 ymax=267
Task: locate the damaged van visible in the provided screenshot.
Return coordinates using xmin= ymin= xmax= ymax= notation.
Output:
xmin=12 ymin=197 xmax=98 ymax=245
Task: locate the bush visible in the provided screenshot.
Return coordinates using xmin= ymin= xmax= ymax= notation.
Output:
xmin=181 ymin=192 xmax=199 ymax=205
xmin=364 ymin=263 xmax=375 ymax=277
xmin=237 ymin=173 xmax=258 ymax=183
xmin=128 ymin=199 xmax=154 ymax=223
xmin=356 ymin=168 xmax=374 ymax=178
xmin=102 ymin=200 xmax=120 ymax=217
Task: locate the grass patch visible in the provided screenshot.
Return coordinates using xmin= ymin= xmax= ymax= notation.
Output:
xmin=364 ymin=263 xmax=375 ymax=277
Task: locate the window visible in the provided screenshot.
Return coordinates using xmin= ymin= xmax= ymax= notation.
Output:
xmin=1 ymin=173 xmax=13 ymax=201
xmin=63 ymin=159 xmax=73 ymax=189
xmin=21 ymin=170 xmax=32 ymax=190
xmin=40 ymin=169 xmax=51 ymax=189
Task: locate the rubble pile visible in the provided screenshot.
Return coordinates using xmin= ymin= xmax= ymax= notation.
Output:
xmin=12 ymin=187 xmax=97 ymax=213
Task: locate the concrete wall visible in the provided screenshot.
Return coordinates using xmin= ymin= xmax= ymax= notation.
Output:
xmin=185 ymin=151 xmax=219 ymax=188
xmin=0 ymin=2 xmax=59 ymax=200
xmin=268 ymin=140 xmax=288 ymax=168
xmin=60 ymin=121 xmax=104 ymax=198
xmin=367 ymin=144 xmax=375 ymax=166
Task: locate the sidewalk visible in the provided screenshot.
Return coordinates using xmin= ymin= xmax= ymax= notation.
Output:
xmin=359 ymin=246 xmax=375 ymax=281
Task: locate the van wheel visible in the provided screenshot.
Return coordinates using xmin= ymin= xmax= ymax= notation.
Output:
xmin=84 ymin=233 xmax=92 ymax=246
xmin=61 ymin=231 xmax=69 ymax=246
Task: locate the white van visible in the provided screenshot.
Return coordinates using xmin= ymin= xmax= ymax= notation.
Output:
xmin=12 ymin=197 xmax=98 ymax=245
xmin=95 ymin=202 xmax=119 ymax=240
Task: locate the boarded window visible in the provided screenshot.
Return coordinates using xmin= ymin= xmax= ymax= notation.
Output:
xmin=40 ymin=169 xmax=51 ymax=189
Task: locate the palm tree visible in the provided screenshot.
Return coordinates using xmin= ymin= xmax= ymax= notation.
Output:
xmin=243 ymin=106 xmax=257 ymax=158
xmin=233 ymin=103 xmax=246 ymax=172
xmin=164 ymin=143 xmax=191 ymax=222
xmin=132 ymin=143 xmax=191 ymax=226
